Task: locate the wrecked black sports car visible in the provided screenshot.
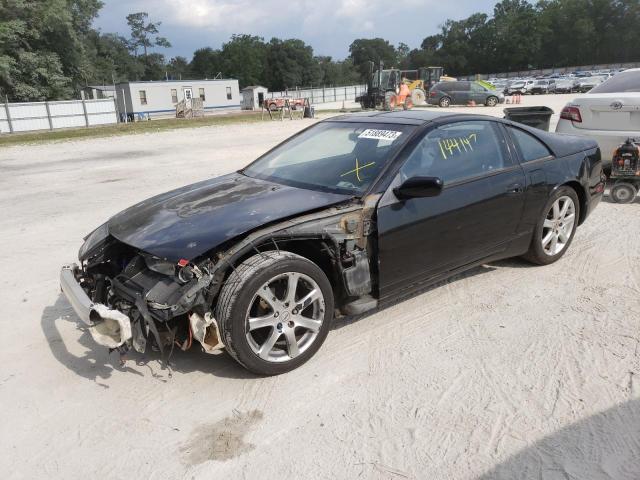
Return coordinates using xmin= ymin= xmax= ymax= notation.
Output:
xmin=61 ymin=111 xmax=605 ymax=375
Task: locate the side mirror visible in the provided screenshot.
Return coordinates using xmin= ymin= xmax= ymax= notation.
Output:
xmin=393 ymin=176 xmax=443 ymax=200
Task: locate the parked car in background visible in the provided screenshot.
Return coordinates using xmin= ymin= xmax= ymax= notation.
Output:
xmin=428 ymin=81 xmax=505 ymax=107
xmin=507 ymin=79 xmax=535 ymax=94
xmin=575 ymin=76 xmax=606 ymax=93
xmin=555 ymin=79 xmax=577 ymax=93
xmin=556 ymin=68 xmax=640 ymax=170
xmin=530 ymin=80 xmax=557 ymax=94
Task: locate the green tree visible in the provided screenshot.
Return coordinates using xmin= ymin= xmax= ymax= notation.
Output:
xmin=396 ymin=42 xmax=411 ymax=68
xmin=348 ymin=38 xmax=397 ymax=78
xmin=189 ymin=47 xmax=222 ymax=79
xmin=219 ymin=35 xmax=267 ymax=87
xmin=316 ymin=56 xmax=360 ymax=85
xmin=0 ymin=0 xmax=102 ymax=101
xmin=126 ymin=12 xmax=171 ymax=57
xmin=166 ymin=56 xmax=190 ymax=80
xmin=265 ymin=38 xmax=321 ymax=90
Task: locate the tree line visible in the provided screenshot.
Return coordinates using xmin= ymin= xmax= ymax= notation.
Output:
xmin=1 ymin=0 xmax=639 ymax=102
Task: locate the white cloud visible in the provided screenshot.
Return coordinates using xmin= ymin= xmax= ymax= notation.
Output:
xmin=159 ymin=0 xmax=428 ymax=35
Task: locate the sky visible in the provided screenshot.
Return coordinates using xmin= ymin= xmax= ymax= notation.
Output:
xmin=94 ymin=0 xmax=497 ymax=60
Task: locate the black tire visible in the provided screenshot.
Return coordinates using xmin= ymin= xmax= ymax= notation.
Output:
xmin=522 ymin=186 xmax=580 ymax=265
xmin=610 ymin=182 xmax=638 ymax=204
xmin=439 ymin=96 xmax=451 ymax=108
xmin=215 ymin=251 xmax=334 ymax=375
xmin=485 ymin=96 xmax=499 ymax=107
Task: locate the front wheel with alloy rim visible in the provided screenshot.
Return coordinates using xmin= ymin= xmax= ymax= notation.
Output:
xmin=523 ymin=186 xmax=580 ymax=265
xmin=439 ymin=96 xmax=451 ymax=108
xmin=215 ymin=251 xmax=334 ymax=375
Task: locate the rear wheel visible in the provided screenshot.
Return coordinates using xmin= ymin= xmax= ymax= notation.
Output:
xmin=610 ymin=182 xmax=638 ymax=204
xmin=215 ymin=251 xmax=334 ymax=375
xmin=486 ymin=96 xmax=499 ymax=107
xmin=438 ymin=96 xmax=451 ymax=108
xmin=523 ymin=187 xmax=580 ymax=265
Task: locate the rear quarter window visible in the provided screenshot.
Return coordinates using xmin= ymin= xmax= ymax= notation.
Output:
xmin=507 ymin=127 xmax=552 ymax=162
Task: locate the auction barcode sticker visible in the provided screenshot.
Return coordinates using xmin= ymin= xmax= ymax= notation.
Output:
xmin=358 ymin=129 xmax=403 ymax=141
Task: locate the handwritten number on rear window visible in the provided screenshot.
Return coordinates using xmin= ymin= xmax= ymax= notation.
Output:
xmin=438 ymin=133 xmax=478 ymax=159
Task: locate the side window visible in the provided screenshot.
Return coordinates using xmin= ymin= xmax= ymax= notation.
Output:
xmin=400 ymin=121 xmax=509 ymax=184
xmin=139 ymin=90 xmax=147 ymax=105
xmin=199 ymin=88 xmax=206 ymax=101
xmin=226 ymin=87 xmax=232 ymax=100
xmin=507 ymin=127 xmax=552 ymax=162
xmin=170 ymin=89 xmax=178 ymax=103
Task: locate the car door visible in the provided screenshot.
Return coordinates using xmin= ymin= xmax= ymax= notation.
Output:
xmin=470 ymin=82 xmax=488 ymax=103
xmin=376 ymin=120 xmax=526 ymax=300
xmin=451 ymin=82 xmax=470 ymax=105
xmin=503 ymin=125 xmax=561 ymax=235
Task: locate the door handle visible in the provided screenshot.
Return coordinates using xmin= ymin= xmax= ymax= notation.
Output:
xmin=506 ymin=183 xmax=524 ymax=194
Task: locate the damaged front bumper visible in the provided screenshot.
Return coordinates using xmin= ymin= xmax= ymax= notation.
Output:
xmin=60 ymin=264 xmax=225 ymax=355
xmin=60 ymin=264 xmax=132 ymax=348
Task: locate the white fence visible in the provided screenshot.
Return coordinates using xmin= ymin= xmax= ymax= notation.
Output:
xmin=0 ymin=98 xmax=117 ymax=134
xmin=267 ymin=85 xmax=367 ymax=104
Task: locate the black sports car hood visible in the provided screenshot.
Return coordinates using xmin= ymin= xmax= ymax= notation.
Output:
xmin=107 ymin=173 xmax=351 ymax=262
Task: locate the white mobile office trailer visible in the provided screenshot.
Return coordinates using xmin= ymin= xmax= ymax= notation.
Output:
xmin=115 ymin=79 xmax=240 ymax=119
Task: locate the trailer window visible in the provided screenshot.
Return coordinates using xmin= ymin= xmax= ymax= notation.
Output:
xmin=199 ymin=88 xmax=205 ymax=101
xmin=139 ymin=90 xmax=147 ymax=105
xmin=170 ymin=89 xmax=178 ymax=103
xmin=226 ymin=87 xmax=232 ymax=100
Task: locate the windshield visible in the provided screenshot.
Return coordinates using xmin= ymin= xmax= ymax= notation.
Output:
xmin=379 ymin=71 xmax=391 ymax=89
xmin=243 ymin=122 xmax=416 ymax=195
xmin=591 ymin=70 xmax=640 ymax=93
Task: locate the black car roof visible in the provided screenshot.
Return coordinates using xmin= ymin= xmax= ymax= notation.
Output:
xmin=326 ymin=110 xmax=457 ymax=125
xmin=325 ymin=111 xmax=595 ymax=157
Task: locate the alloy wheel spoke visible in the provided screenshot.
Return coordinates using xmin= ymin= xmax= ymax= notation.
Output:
xmin=258 ymin=328 xmax=281 ymax=359
xmin=285 ymin=273 xmax=300 ymax=304
xmin=559 ymin=200 xmax=570 ymax=218
xmin=294 ymin=315 xmax=322 ymax=333
xmin=542 ymin=230 xmax=555 ymax=247
xmin=563 ymin=213 xmax=575 ymax=224
xmin=257 ymin=290 xmax=278 ymax=312
xmin=543 ymin=218 xmax=555 ymax=229
xmin=248 ymin=314 xmax=276 ymax=331
xmin=297 ymin=288 xmax=321 ymax=311
xmin=552 ymin=200 xmax=561 ymax=219
xmin=284 ymin=329 xmax=300 ymax=358
xmin=549 ymin=233 xmax=559 ymax=253
xmin=558 ymin=228 xmax=569 ymax=243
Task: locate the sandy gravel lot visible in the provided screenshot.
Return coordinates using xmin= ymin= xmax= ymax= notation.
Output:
xmin=1 ymin=96 xmax=639 ymax=480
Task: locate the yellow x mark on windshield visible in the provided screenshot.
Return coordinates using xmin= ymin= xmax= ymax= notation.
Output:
xmin=341 ymin=158 xmax=375 ymax=182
